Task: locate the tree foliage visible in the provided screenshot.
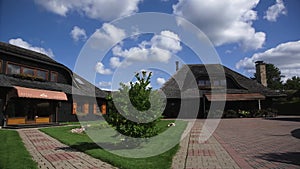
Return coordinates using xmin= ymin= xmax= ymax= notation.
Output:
xmin=284 ymin=76 xmax=300 ymax=90
xmin=254 ymin=63 xmax=283 ymax=90
xmin=105 ymin=71 xmax=164 ymax=138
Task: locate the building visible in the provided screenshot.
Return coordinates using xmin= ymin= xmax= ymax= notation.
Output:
xmin=161 ymin=63 xmax=285 ymax=118
xmin=0 ymin=42 xmax=107 ymax=126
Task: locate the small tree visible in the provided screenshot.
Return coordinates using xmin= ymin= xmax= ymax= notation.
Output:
xmin=105 ymin=71 xmax=164 ymax=138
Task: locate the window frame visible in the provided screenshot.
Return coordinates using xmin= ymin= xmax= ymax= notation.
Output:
xmin=50 ymin=71 xmax=58 ymax=82
xmin=36 ymin=69 xmax=49 ymax=80
xmin=6 ymin=62 xmax=21 ymax=75
xmin=6 ymin=61 xmax=49 ymax=80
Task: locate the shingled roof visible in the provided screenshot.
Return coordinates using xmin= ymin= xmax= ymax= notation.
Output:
xmin=161 ymin=64 xmax=285 ymax=99
xmin=0 ymin=42 xmax=58 ymax=64
xmin=0 ymin=42 xmax=107 ymax=98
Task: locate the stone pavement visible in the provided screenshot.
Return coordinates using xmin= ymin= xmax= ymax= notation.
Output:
xmin=172 ymin=117 xmax=300 ymax=169
xmin=172 ymin=120 xmax=243 ymax=169
xmin=18 ymin=128 xmax=117 ymax=169
xmin=215 ymin=117 xmax=300 ymax=169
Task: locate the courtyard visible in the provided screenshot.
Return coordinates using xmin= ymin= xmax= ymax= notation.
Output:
xmin=1 ymin=116 xmax=299 ymax=169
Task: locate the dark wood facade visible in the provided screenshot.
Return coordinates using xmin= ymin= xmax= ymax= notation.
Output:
xmin=161 ymin=64 xmax=285 ymax=118
xmin=0 ymin=42 xmax=107 ymax=126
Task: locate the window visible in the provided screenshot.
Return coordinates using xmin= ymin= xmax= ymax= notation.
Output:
xmin=7 ymin=63 xmax=21 ymax=75
xmin=101 ymin=103 xmax=107 ymax=115
xmin=6 ymin=62 xmax=49 ymax=81
xmin=93 ymin=104 xmax=99 ymax=114
xmin=73 ymin=102 xmax=90 ymax=114
xmin=205 ymin=80 xmax=211 ymax=86
xmin=83 ymin=103 xmax=89 ymax=114
xmin=36 ymin=69 xmax=48 ymax=80
xmin=0 ymin=60 xmax=2 ymax=73
xmin=198 ymin=80 xmax=211 ymax=86
xmin=50 ymin=71 xmax=58 ymax=82
xmin=72 ymin=103 xmax=77 ymax=114
xmin=220 ymin=79 xmax=226 ymax=86
xmin=22 ymin=67 xmax=35 ymax=76
xmin=198 ymin=80 xmax=206 ymax=86
xmin=213 ymin=80 xmax=220 ymax=86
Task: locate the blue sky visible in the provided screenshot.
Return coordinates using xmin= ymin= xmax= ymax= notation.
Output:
xmin=1 ymin=0 xmax=300 ymax=90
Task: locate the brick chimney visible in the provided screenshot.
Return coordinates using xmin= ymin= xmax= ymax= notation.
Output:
xmin=255 ymin=61 xmax=267 ymax=87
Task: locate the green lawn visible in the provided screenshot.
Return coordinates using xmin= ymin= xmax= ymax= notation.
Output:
xmin=0 ymin=129 xmax=37 ymax=169
xmin=40 ymin=120 xmax=187 ymax=169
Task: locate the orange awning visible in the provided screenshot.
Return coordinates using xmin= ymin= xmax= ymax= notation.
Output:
xmin=14 ymin=86 xmax=67 ymax=101
xmin=205 ymin=93 xmax=265 ymax=101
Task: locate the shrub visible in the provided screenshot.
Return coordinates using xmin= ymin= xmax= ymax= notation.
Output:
xmin=238 ymin=110 xmax=251 ymax=118
xmin=223 ymin=109 xmax=239 ymax=118
xmin=105 ymin=71 xmax=164 ymax=138
xmin=253 ymin=108 xmax=278 ymax=117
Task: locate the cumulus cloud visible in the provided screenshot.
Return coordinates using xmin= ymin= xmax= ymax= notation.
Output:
xmin=98 ymin=81 xmax=112 ymax=87
xmin=89 ymin=23 xmax=126 ymax=49
xmin=236 ymin=40 xmax=300 ymax=81
xmin=264 ymin=0 xmax=287 ymax=22
xmin=156 ymin=77 xmax=166 ymax=86
xmin=70 ymin=26 xmax=87 ymax=41
xmin=9 ymin=38 xmax=54 ymax=58
xmin=173 ymin=0 xmax=266 ymax=50
xmin=34 ymin=0 xmax=142 ymax=21
xmin=109 ymin=57 xmax=122 ymax=69
xmin=95 ymin=62 xmax=112 ymax=75
xmin=111 ymin=30 xmax=182 ymax=68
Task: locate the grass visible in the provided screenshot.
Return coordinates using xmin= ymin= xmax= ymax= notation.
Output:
xmin=0 ymin=129 xmax=37 ymax=169
xmin=40 ymin=120 xmax=186 ymax=169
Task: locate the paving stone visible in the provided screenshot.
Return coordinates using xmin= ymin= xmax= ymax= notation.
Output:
xmin=18 ymin=129 xmax=117 ymax=169
xmin=172 ymin=120 xmax=242 ymax=169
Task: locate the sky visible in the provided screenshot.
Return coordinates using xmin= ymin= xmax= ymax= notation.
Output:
xmin=1 ymin=0 xmax=300 ymax=90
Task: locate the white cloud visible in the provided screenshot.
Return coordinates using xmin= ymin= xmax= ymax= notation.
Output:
xmin=236 ymin=40 xmax=300 ymax=81
xmin=35 ymin=0 xmax=142 ymax=21
xmin=151 ymin=30 xmax=182 ymax=52
xmin=111 ymin=30 xmax=182 ymax=68
xmin=70 ymin=26 xmax=87 ymax=41
xmin=264 ymin=0 xmax=287 ymax=22
xmin=90 ymin=23 xmax=126 ymax=49
xmin=156 ymin=77 xmax=166 ymax=86
xmin=98 ymin=81 xmax=112 ymax=87
xmin=173 ymin=0 xmax=265 ymax=50
xmin=95 ymin=62 xmax=112 ymax=75
xmin=9 ymin=38 xmax=54 ymax=58
xmin=110 ymin=57 xmax=122 ymax=68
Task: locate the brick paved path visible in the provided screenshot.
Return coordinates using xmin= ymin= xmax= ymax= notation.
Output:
xmin=172 ymin=120 xmax=242 ymax=169
xmin=215 ymin=117 xmax=300 ymax=169
xmin=18 ymin=129 xmax=117 ymax=169
xmin=172 ymin=117 xmax=300 ymax=169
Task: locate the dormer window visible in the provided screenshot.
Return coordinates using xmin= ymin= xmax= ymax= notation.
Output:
xmin=198 ymin=78 xmax=227 ymax=89
xmin=198 ymin=80 xmax=211 ymax=87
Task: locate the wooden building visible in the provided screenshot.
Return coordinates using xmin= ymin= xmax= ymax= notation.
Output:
xmin=161 ymin=64 xmax=285 ymax=118
xmin=0 ymin=42 xmax=107 ymax=126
